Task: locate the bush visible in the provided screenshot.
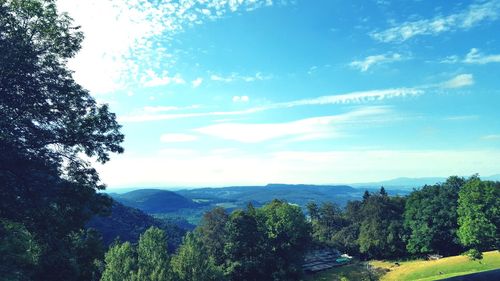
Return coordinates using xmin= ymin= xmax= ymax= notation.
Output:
xmin=462 ymin=249 xmax=483 ymax=260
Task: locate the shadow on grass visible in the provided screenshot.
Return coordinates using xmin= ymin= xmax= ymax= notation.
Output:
xmin=304 ymin=260 xmax=389 ymax=281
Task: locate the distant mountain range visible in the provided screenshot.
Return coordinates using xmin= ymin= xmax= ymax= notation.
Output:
xmin=104 ymin=175 xmax=499 ymax=225
xmin=350 ymin=174 xmax=500 ymax=189
xmin=108 ymin=184 xmax=411 ymax=225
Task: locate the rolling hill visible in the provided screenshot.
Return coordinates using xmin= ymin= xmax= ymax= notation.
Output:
xmin=111 ymin=189 xmax=201 ymax=213
xmin=86 ymin=201 xmax=190 ymax=250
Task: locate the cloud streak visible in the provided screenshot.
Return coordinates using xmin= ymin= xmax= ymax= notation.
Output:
xmin=371 ymin=0 xmax=500 ymax=43
xmin=210 ymin=72 xmax=272 ymax=83
xmin=195 ymin=106 xmax=391 ymax=143
xmin=119 ymin=87 xmax=422 ymax=122
xmin=440 ymin=74 xmax=474 ymax=89
xmin=349 ymin=53 xmax=403 ymax=72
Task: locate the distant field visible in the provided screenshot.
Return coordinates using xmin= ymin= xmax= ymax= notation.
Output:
xmin=306 ymin=251 xmax=500 ymax=281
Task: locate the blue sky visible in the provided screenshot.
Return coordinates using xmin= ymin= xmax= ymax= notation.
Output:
xmin=57 ymin=0 xmax=500 ymax=188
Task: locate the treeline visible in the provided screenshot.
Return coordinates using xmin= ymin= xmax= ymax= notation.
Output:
xmin=307 ymin=176 xmax=499 ymax=260
xmin=101 ymin=200 xmax=310 ymax=281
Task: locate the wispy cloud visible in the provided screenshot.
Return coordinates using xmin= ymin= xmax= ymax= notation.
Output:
xmin=443 ymin=115 xmax=479 ymax=121
xmin=160 ymin=133 xmax=198 ymax=143
xmin=191 ymin=77 xmax=203 ymax=88
xmin=442 ymin=48 xmax=500 ymax=64
xmin=232 ymin=96 xmax=250 ymax=103
xmin=349 ymin=53 xmax=403 ymax=72
xmin=119 ymin=87 xmax=422 ymax=123
xmin=210 ymin=72 xmax=272 ymax=83
xmin=481 ymin=134 xmax=500 ymax=140
xmin=141 ymin=70 xmax=185 ymax=87
xmin=195 ymin=106 xmax=391 ymax=143
xmin=464 ymin=48 xmax=500 ymax=64
xmin=143 ymin=105 xmax=200 ymax=113
xmin=371 ymin=0 xmax=500 ymax=43
xmin=440 ymin=74 xmax=474 ymax=89
xmin=57 ymin=0 xmax=283 ymax=93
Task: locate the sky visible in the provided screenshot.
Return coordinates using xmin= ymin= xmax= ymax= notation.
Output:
xmin=56 ymin=0 xmax=500 ymax=188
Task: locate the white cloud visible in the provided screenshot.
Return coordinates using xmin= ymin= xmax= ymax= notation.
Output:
xmin=349 ymin=53 xmax=403 ymax=72
xmin=210 ymin=72 xmax=271 ymax=83
xmin=279 ymin=88 xmax=422 ymax=107
xmin=441 ymin=74 xmax=474 ymax=89
xmin=98 ymin=149 xmax=500 ymax=187
xmin=160 ymin=133 xmax=198 ymax=143
xmin=141 ymin=70 xmax=185 ymax=87
xmin=143 ymin=105 xmax=200 ymax=113
xmin=191 ymin=77 xmax=203 ymax=88
xmin=119 ymin=87 xmax=422 ymax=123
xmin=210 ymin=74 xmax=234 ymax=82
xmin=464 ymin=48 xmax=500 ymax=64
xmin=371 ymin=0 xmax=500 ymax=42
xmin=444 ymin=115 xmax=479 ymax=121
xmin=232 ymin=96 xmax=250 ymax=103
xmin=195 ymin=106 xmax=390 ymax=143
xmin=57 ymin=0 xmax=282 ymax=94
xmin=442 ymin=48 xmax=500 ymax=64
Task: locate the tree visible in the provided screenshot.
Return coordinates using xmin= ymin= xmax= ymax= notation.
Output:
xmin=404 ymin=177 xmax=465 ymax=256
xmin=69 ymin=228 xmax=106 ymax=281
xmin=306 ymin=202 xmax=319 ymax=220
xmin=309 ymin=202 xmax=345 ymax=245
xmin=0 ymin=219 xmax=41 ymax=281
xmin=171 ymin=232 xmax=224 ymax=281
xmin=136 ymin=227 xmax=171 ymax=281
xmin=100 ymin=242 xmax=137 ymax=281
xmin=357 ymin=194 xmax=406 ymax=259
xmin=224 ymin=209 xmax=266 ymax=281
xmin=258 ymin=200 xmax=311 ymax=281
xmin=1 ymin=0 xmax=123 ymax=279
xmin=196 ymin=207 xmax=229 ymax=266
xmin=457 ymin=178 xmax=500 ymax=252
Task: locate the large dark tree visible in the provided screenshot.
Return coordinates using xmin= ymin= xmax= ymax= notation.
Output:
xmin=357 ymin=190 xmax=406 ymax=259
xmin=0 ymin=0 xmax=123 ymax=280
xmin=196 ymin=207 xmax=229 ymax=266
xmin=404 ymin=176 xmax=465 ymax=256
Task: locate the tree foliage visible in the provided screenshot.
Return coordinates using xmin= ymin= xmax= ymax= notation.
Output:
xmin=457 ymin=178 xmax=500 ymax=251
xmin=404 ymin=177 xmax=465 ymax=256
xmin=1 ymin=0 xmax=123 ymax=279
xmin=136 ymin=227 xmax=171 ymax=281
xmin=0 ymin=219 xmax=41 ymax=281
xmin=171 ymin=232 xmax=224 ymax=281
xmin=196 ymin=207 xmax=229 ymax=266
xmin=101 ymin=242 xmax=137 ymax=281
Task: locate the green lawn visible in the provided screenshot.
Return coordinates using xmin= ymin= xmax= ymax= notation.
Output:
xmin=306 ymin=251 xmax=500 ymax=281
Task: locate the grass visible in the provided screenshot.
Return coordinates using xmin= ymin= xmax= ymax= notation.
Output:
xmin=306 ymin=251 xmax=500 ymax=281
